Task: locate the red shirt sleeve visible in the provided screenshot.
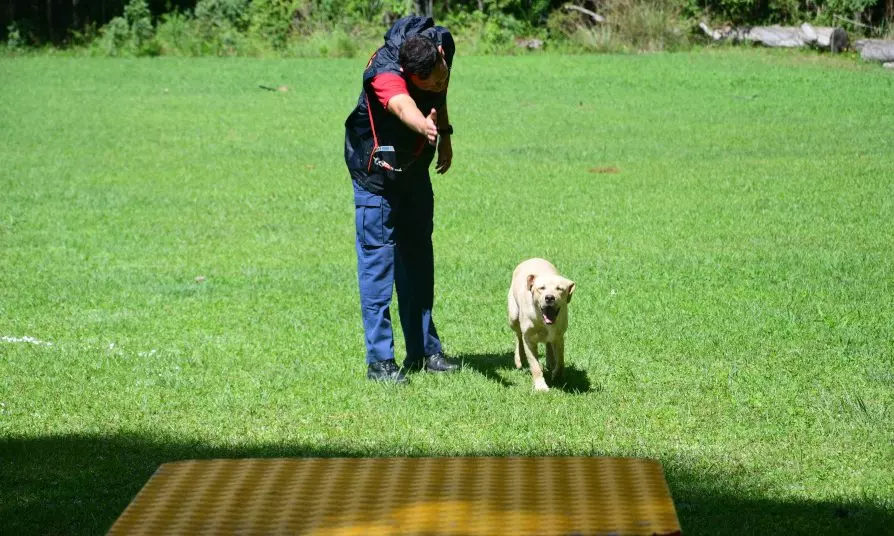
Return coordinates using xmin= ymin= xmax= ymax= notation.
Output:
xmin=370 ymin=73 xmax=408 ymax=109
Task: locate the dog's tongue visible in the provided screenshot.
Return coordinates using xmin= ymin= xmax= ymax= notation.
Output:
xmin=542 ymin=305 xmax=559 ymax=325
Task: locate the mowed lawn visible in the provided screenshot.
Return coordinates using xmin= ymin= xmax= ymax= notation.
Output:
xmin=1 ymin=49 xmax=892 ymax=534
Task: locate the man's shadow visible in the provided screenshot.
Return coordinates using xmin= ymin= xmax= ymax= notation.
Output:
xmin=460 ymin=352 xmax=596 ymax=394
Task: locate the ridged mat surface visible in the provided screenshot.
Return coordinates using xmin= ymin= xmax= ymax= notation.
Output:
xmin=108 ymin=457 xmax=681 ymax=535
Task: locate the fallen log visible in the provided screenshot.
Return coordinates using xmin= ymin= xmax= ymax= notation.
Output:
xmin=699 ymin=22 xmax=848 ymax=52
xmin=855 ymin=39 xmax=894 ymax=62
xmin=800 ymin=24 xmax=849 ymax=52
xmin=563 ymin=3 xmax=605 ymax=23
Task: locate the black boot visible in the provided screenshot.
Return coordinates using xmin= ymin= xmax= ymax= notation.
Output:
xmin=367 ymin=359 xmax=408 ymax=384
xmin=405 ymin=352 xmax=460 ymax=373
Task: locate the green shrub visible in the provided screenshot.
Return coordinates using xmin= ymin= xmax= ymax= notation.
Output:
xmin=124 ymin=0 xmax=154 ymax=49
xmin=334 ymin=30 xmax=359 ymax=56
xmin=195 ymin=0 xmax=252 ymax=28
xmin=548 ymin=0 xmax=688 ymax=53
xmin=445 ymin=10 xmax=534 ymax=54
xmin=155 ymin=11 xmax=201 ymax=55
xmin=191 ymin=0 xmax=267 ymax=55
xmin=95 ymin=0 xmax=159 ymax=56
xmin=688 ymin=0 xmax=883 ymax=26
xmin=681 ymin=0 xmax=763 ymax=25
xmin=98 ymin=16 xmax=131 ymax=55
xmin=249 ymin=0 xmax=301 ymax=49
xmin=815 ymin=0 xmax=881 ymax=25
xmin=608 ymin=0 xmax=688 ymax=51
xmin=195 ymin=0 xmax=251 ymax=35
xmin=69 ymin=22 xmax=101 ymax=48
xmin=6 ymin=22 xmax=25 ymax=50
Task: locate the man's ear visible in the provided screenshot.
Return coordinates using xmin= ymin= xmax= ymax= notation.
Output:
xmin=566 ymin=280 xmax=576 ymax=303
xmin=526 ymin=274 xmax=536 ymax=291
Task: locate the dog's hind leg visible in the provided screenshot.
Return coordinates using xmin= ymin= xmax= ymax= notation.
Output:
xmin=522 ymin=335 xmax=548 ymax=392
xmin=514 ymin=331 xmax=524 ymax=369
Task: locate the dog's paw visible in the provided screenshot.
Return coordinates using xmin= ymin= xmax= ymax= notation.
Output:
xmin=533 ymin=378 xmax=549 ymax=392
xmin=551 ymin=368 xmax=564 ymax=381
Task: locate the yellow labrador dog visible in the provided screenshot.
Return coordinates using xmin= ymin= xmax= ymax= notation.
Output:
xmin=507 ymin=258 xmax=576 ymax=392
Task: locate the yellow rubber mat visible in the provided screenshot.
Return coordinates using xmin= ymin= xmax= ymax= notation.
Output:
xmin=108 ymin=457 xmax=681 ymax=535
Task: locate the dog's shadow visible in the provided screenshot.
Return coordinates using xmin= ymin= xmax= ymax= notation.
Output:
xmin=460 ymin=352 xmax=596 ymax=394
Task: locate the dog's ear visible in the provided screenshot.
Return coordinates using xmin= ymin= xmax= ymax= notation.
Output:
xmin=566 ymin=279 xmax=576 ymax=303
xmin=526 ymin=274 xmax=536 ymax=291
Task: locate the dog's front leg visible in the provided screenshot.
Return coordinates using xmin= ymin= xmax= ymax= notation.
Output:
xmin=551 ymin=338 xmax=565 ymax=381
xmin=522 ymin=334 xmax=548 ymax=392
xmin=545 ymin=343 xmax=556 ymax=373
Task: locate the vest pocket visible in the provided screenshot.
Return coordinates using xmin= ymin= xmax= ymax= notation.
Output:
xmin=371 ymin=145 xmax=399 ymax=182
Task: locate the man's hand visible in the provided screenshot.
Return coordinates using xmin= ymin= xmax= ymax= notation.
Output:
xmin=436 ymin=134 xmax=452 ymax=174
xmin=424 ymin=108 xmax=438 ymax=146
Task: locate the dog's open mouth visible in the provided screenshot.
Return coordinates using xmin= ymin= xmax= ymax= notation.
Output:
xmin=542 ymin=305 xmax=560 ymax=325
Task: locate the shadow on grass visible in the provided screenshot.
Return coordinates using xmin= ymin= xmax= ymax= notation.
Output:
xmin=1 ymin=433 xmax=891 ymax=535
xmin=461 ymin=352 xmax=596 ymax=394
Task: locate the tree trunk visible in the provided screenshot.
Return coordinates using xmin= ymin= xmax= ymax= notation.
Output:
xmin=72 ymin=0 xmax=80 ymax=34
xmin=414 ymin=0 xmax=432 ymax=16
xmin=46 ymin=0 xmax=53 ymax=43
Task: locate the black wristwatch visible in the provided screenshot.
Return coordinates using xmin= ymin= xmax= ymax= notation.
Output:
xmin=438 ymin=125 xmax=453 ymax=136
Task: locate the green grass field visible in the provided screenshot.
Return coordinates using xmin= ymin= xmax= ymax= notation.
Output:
xmin=1 ymin=49 xmax=892 ymax=534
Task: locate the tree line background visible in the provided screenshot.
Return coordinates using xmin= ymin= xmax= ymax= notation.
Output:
xmin=4 ymin=0 xmax=893 ymax=55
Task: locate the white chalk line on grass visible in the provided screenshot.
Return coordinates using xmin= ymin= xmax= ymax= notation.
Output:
xmin=1 ymin=335 xmax=54 ymax=346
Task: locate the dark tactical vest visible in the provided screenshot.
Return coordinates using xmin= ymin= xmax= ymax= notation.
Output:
xmin=344 ymin=16 xmax=455 ymax=194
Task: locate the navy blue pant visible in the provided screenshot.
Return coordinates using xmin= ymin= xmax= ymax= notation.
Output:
xmin=353 ymin=178 xmax=442 ymax=364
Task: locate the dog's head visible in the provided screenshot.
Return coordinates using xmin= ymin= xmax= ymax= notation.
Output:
xmin=527 ymin=274 xmax=575 ymax=325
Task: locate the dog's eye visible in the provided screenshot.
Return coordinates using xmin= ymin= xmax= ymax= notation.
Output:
xmin=539 ymin=285 xmax=546 ymax=291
